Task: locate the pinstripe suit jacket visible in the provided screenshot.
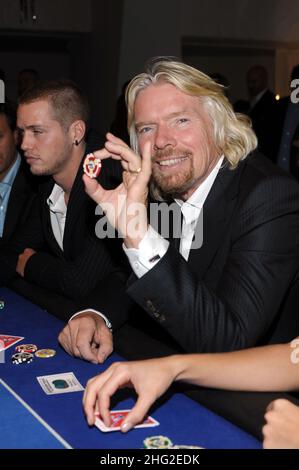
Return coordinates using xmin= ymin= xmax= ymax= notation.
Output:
xmin=125 ymin=152 xmax=299 ymax=352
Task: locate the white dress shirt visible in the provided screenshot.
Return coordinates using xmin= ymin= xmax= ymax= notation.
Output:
xmin=47 ymin=184 xmax=67 ymax=250
xmin=124 ymin=156 xmax=224 ymax=278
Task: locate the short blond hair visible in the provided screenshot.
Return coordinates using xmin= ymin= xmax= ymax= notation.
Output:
xmin=126 ymin=57 xmax=257 ymax=168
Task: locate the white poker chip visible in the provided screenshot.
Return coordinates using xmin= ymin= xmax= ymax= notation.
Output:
xmin=83 ymin=153 xmax=102 ymax=178
xmin=11 ymin=352 xmax=34 ymax=364
xmin=143 ymin=435 xmax=173 ymax=449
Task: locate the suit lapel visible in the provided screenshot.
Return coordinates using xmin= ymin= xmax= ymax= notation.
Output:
xmin=63 ymin=161 xmax=87 ymax=255
xmin=187 ymin=161 xmax=243 ymax=278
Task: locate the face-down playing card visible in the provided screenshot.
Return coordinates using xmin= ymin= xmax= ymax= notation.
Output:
xmin=0 ymin=334 xmax=24 ymax=351
xmin=95 ymin=409 xmax=159 ymax=432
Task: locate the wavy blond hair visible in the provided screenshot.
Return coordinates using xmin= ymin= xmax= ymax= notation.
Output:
xmin=125 ymin=57 xmax=257 ymax=168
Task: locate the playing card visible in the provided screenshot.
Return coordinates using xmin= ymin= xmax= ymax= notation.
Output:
xmin=95 ymin=409 xmax=159 ymax=432
xmin=37 ymin=372 xmax=84 ymax=395
xmin=0 ymin=334 xmax=24 ymax=351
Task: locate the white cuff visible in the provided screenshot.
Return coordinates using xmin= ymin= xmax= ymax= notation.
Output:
xmin=69 ymin=309 xmax=112 ymax=330
xmin=123 ymin=225 xmax=169 ymax=278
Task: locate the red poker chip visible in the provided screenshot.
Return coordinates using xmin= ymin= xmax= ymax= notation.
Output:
xmin=15 ymin=343 xmax=38 ymax=354
xmin=83 ymin=153 xmax=102 ymax=178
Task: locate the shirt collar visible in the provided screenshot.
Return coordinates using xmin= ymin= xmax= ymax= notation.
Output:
xmin=47 ymin=183 xmax=67 ymax=214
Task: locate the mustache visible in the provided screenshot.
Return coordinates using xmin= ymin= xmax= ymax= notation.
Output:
xmin=152 ymin=148 xmax=192 ymax=161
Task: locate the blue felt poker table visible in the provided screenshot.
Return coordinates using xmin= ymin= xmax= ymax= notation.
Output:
xmin=0 ymin=287 xmax=261 ymax=450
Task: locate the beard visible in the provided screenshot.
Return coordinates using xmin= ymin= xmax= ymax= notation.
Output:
xmin=30 ymin=161 xmax=63 ymax=176
xmin=29 ymin=142 xmax=73 ymax=177
xmin=150 ymin=147 xmax=196 ymax=201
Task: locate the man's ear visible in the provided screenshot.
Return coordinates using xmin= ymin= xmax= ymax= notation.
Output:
xmin=71 ymin=120 xmax=86 ymax=145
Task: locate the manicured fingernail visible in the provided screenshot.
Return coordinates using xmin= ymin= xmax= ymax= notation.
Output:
xmin=121 ymin=421 xmax=133 ymax=433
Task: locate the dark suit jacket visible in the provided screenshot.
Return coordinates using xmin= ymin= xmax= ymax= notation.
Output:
xmin=113 ymin=152 xmax=299 ymax=440
xmin=0 ymin=161 xmax=37 ymax=247
xmin=276 ymin=95 xmax=289 ymax=124
xmin=123 ymin=152 xmax=299 ymax=353
xmin=275 ymin=96 xmax=299 ymax=179
xmin=275 ymin=95 xmax=291 ymax=149
xmin=0 ymin=145 xmax=133 ymax=327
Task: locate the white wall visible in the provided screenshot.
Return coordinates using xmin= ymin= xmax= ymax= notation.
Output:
xmin=185 ymin=51 xmax=275 ymax=104
xmin=118 ymin=0 xmax=299 ymax=101
xmin=181 ymin=0 xmax=299 ymax=98
xmin=181 ymin=0 xmax=299 ymax=42
xmin=118 ymin=0 xmax=182 ymax=90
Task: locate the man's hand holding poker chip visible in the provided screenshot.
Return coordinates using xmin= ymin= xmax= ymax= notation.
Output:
xmin=83 ymin=132 xmax=152 ymax=249
xmin=58 ymin=312 xmax=113 ymax=364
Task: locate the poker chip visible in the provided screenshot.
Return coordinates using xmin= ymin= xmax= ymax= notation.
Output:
xmin=143 ymin=435 xmax=173 ymax=449
xmin=15 ymin=344 xmax=38 ymax=354
xmin=83 ymin=153 xmax=102 ymax=178
xmin=11 ymin=352 xmax=34 ymax=364
xmin=35 ymin=349 xmax=56 ymax=358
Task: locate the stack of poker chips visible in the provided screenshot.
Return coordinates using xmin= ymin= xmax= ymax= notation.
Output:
xmin=11 ymin=351 xmax=34 ymax=364
xmin=11 ymin=344 xmax=56 ymax=365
